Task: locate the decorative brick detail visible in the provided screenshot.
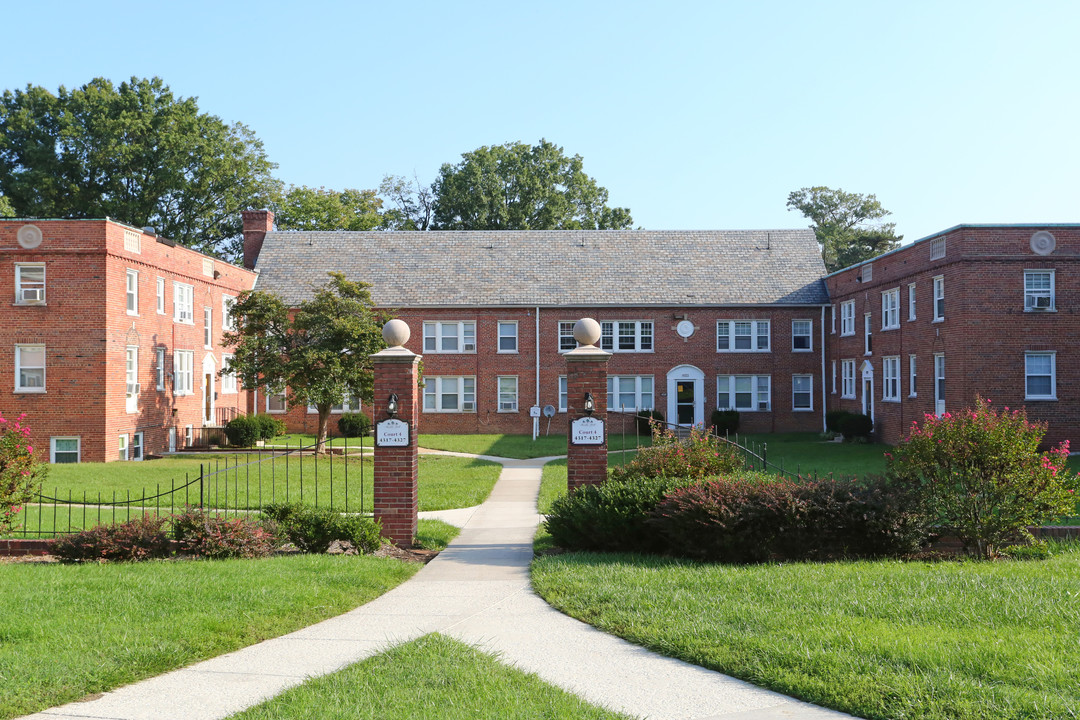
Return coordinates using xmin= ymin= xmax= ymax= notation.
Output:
xmin=566 ymin=349 xmax=611 ymax=493
xmin=372 ymin=351 xmax=421 ymax=547
xmin=0 ymin=539 xmax=54 ymax=556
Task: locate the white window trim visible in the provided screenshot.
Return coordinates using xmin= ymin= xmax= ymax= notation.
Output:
xmin=50 ymin=436 xmax=80 ymax=464
xmin=423 ymin=376 xmax=477 ymax=413
xmin=173 ymin=350 xmax=194 ymax=396
xmin=831 ymin=360 xmax=837 ymax=395
xmin=498 ymin=376 xmax=519 ymax=412
xmin=864 ymin=313 xmax=872 ymax=356
xmin=716 ymin=374 xmax=771 ymax=412
xmin=830 ymin=305 xmax=836 ymax=334
xmin=132 ymin=432 xmax=144 ymax=461
xmin=174 ymin=282 xmax=195 ymax=324
xmin=792 ymin=374 xmax=814 ymax=412
xmin=791 ymin=319 xmax=813 ymax=352
xmin=603 ymin=320 xmax=654 ymax=353
xmin=118 ymin=433 xmax=129 ymax=462
xmin=125 ymin=345 xmax=140 ymax=413
xmin=840 ymin=301 xmax=855 ymax=336
xmin=15 ymin=344 xmax=46 ymax=393
xmin=126 ymin=269 xmax=139 ymax=316
xmin=558 ymin=376 xmax=568 ymax=412
xmin=204 ymin=307 xmax=213 ymax=349
xmin=423 ymin=321 xmax=477 ymax=354
xmin=15 ymin=263 xmax=46 ymax=305
xmin=156 ymin=348 xmax=166 ymax=391
xmin=1025 ymin=351 xmax=1057 ymax=401
xmin=908 ymin=354 xmax=917 ymax=398
xmin=882 ymin=356 xmax=901 ymax=402
xmin=221 ymin=354 xmax=237 ymax=394
xmin=933 ymin=276 xmax=945 ymax=322
xmin=1023 ymin=270 xmax=1056 ymax=312
xmin=222 ymin=295 xmax=236 ymax=331
xmin=881 ymin=288 xmax=900 ymax=330
xmin=185 ymin=425 xmax=194 ymax=446
xmin=717 ymin=320 xmax=771 ymax=353
xmin=907 ymin=283 xmax=916 ymax=321
xmin=306 ymin=395 xmax=362 ymax=414
xmin=156 ymin=277 xmax=166 ymax=314
xmin=497 ymin=321 xmax=519 ymax=354
xmin=841 ymin=359 xmax=856 ymax=399
xmin=266 ymin=389 xmax=288 ymax=413
xmin=607 ymin=375 xmax=655 ymax=412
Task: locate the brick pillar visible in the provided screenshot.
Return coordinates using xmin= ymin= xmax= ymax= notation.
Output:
xmin=371 ymin=320 xmax=421 ymax=547
xmin=565 ymin=318 xmax=612 ymax=493
xmin=242 ymin=209 xmax=274 ymax=270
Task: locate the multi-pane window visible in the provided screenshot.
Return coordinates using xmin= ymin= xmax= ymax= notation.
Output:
xmin=423 ymin=376 xmax=476 ymax=412
xmin=831 ymin=360 xmax=837 ymax=394
xmin=908 ymin=283 xmax=916 ymax=321
xmin=881 ymin=288 xmax=900 ymax=330
xmin=423 ymin=321 xmax=476 ymax=353
xmin=605 ymin=321 xmax=653 ymax=352
xmin=841 ymin=359 xmax=856 ymax=398
xmin=558 ymin=322 xmax=577 ymax=352
xmin=15 ymin=264 xmax=45 ymax=304
xmin=498 ymin=321 xmax=518 ymax=353
xmin=498 ymin=376 xmax=519 ymax=412
xmin=266 ymin=390 xmax=288 ymax=413
xmin=173 ymin=350 xmax=194 ymax=396
xmin=934 ymin=354 xmax=946 ymax=414
xmin=1025 ymin=352 xmax=1056 ymax=400
xmin=792 ymin=320 xmax=812 ymax=351
xmin=156 ymin=348 xmax=166 ymax=391
xmin=792 ymin=375 xmax=813 ymax=411
xmin=908 ymin=354 xmax=917 ymax=397
xmin=126 ymin=269 xmax=139 ymax=315
xmin=222 ymin=295 xmax=236 ymax=331
xmin=204 ymin=308 xmax=213 ymax=348
xmin=717 ymin=320 xmax=770 ymax=352
xmin=131 ymin=432 xmax=143 ymax=461
xmin=15 ymin=344 xmax=45 ymax=392
xmin=1024 ymin=270 xmax=1055 ymax=311
xmin=156 ymin=277 xmax=166 ymax=314
xmin=307 ymin=395 xmax=361 ymax=413
xmin=607 ymin=376 xmax=654 ymax=411
xmin=864 ymin=313 xmax=872 ymax=355
xmin=118 ymin=434 xmax=129 ymax=462
xmin=717 ymin=375 xmax=771 ymax=412
xmin=930 ymin=237 xmax=946 ymax=260
xmin=558 ymin=376 xmax=568 ymax=412
xmin=50 ymin=437 xmax=80 ymax=464
xmin=933 ymin=276 xmax=944 ymax=321
xmin=125 ymin=346 xmax=139 ymax=413
xmin=221 ymin=354 xmax=237 ymax=394
xmin=830 ymin=305 xmax=836 ymax=334
xmin=840 ymin=301 xmax=855 ymax=336
xmin=882 ymin=356 xmax=900 ymax=401
xmin=174 ymin=282 xmax=194 ymax=323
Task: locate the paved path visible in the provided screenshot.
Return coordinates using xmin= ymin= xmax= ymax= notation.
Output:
xmin=22 ymin=455 xmax=855 ymax=720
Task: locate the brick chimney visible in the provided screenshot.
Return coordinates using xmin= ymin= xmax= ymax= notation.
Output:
xmin=242 ymin=209 xmax=274 ymax=269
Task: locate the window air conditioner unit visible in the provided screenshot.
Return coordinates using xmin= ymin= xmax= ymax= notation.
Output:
xmin=127 ymin=382 xmax=141 ymax=395
xmin=20 ymin=288 xmax=44 ymax=303
xmin=1032 ymin=295 xmax=1052 ymax=310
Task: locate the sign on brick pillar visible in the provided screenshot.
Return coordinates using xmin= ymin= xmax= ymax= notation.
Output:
xmin=565 ymin=318 xmax=612 ymax=494
xmin=371 ymin=319 xmax=421 ymax=547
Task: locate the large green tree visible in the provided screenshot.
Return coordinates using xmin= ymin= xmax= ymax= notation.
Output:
xmin=0 ymin=76 xmax=278 ymax=258
xmin=272 ymin=185 xmax=384 ymax=231
xmin=0 ymin=195 xmax=12 ymax=216
xmin=430 ymin=140 xmax=633 ymax=230
xmin=378 ymin=174 xmax=435 ymax=230
xmin=786 ymin=186 xmax=903 ymax=272
xmin=222 ymin=272 xmax=387 ymax=451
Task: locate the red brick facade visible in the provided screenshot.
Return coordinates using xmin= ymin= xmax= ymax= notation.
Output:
xmin=566 ymin=347 xmax=611 ymax=492
xmin=371 ymin=351 xmax=420 ymax=547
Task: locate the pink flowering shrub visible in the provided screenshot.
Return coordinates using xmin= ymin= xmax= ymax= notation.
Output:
xmin=609 ymin=424 xmax=744 ymax=483
xmin=0 ymin=412 xmax=48 ymax=533
xmin=888 ymin=396 xmax=1079 ymax=558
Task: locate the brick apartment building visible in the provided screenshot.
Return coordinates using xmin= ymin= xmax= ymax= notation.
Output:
xmin=0 ymin=218 xmax=256 ymax=462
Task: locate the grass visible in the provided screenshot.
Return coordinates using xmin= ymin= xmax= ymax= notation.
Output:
xmin=417 ymin=433 xmax=651 ymax=459
xmin=228 ymin=633 xmax=635 ymax=720
xmin=272 ymin=434 xmax=373 ymax=448
xmin=531 ymin=542 xmax=1080 ymax=720
xmin=735 ymin=432 xmax=891 ymax=478
xmin=414 ymin=518 xmax=460 ymax=550
xmin=0 ymin=553 xmax=422 ymax=720
xmin=537 ymin=453 xmax=639 ymax=515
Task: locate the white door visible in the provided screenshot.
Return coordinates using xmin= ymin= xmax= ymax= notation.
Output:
xmin=168 ymin=427 xmax=176 ymax=453
xmin=125 ymin=346 xmax=139 ymax=414
xmin=666 ymin=365 xmax=705 ymax=428
xmin=860 ymin=360 xmax=875 ymax=423
xmin=202 ymin=354 xmax=216 ymax=425
xmin=934 ymin=354 xmax=945 ymax=415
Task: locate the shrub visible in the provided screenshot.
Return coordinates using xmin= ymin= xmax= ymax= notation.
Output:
xmin=254 ymin=414 xmax=287 ymax=441
xmin=338 ymin=412 xmax=371 ymax=438
xmin=224 ymin=415 xmax=260 ymax=447
xmin=825 ymin=410 xmax=851 ymax=434
xmin=52 ymin=515 xmax=172 ymax=562
xmin=839 ymin=412 xmax=874 ymax=440
xmin=172 ymin=507 xmax=277 ymax=559
xmin=710 ymin=409 xmax=740 ymax=435
xmin=259 ymin=503 xmax=382 ymax=554
xmin=888 ymin=396 xmax=1080 ymax=558
xmin=634 ymin=410 xmax=665 ymax=436
xmin=610 ymin=425 xmax=744 ymax=484
xmin=0 ymin=412 xmax=47 ymax=533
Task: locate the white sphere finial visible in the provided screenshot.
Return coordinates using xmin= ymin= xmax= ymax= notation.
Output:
xmin=574 ymin=318 xmax=602 ymax=347
xmin=382 ymin=319 xmax=410 ymax=347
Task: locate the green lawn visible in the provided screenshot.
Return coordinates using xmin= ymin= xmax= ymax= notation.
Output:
xmin=228 ymin=633 xmax=635 ymax=720
xmin=417 ymin=433 xmax=651 ymax=459
xmin=734 ymin=432 xmax=891 ymax=478
xmin=532 ymin=543 xmax=1080 ymax=720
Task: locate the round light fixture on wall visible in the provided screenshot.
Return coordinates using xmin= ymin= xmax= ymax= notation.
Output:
xmin=1031 ymin=230 xmax=1056 ymax=256
xmin=17 ymin=224 xmax=43 ymax=249
xmin=676 ymin=320 xmax=695 ymax=338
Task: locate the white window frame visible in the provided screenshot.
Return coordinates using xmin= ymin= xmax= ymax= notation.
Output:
xmin=603 ymin=321 xmax=654 ymax=353
xmin=1025 ymin=352 xmax=1057 ymax=401
xmin=222 ymin=295 xmax=236 ymax=331
xmin=840 ymin=301 xmax=855 ymax=336
xmin=607 ymin=375 xmax=654 ymax=412
xmin=15 ymin=263 xmax=45 ymax=305
xmin=204 ymin=307 xmax=213 ymax=348
xmin=185 ymin=425 xmax=194 ymax=447
xmin=173 ymin=350 xmax=194 ymax=396
xmin=1024 ymin=270 xmax=1055 ymax=312
xmin=864 ymin=313 xmax=872 ymax=355
xmin=882 ymin=356 xmax=900 ymax=402
xmin=126 ymin=269 xmax=139 ymax=316
xmin=156 ymin=277 xmax=166 ymax=314
xmin=881 ymin=288 xmax=900 ymax=330
xmin=306 ymin=395 xmax=361 ymax=414
xmin=930 ymin=237 xmax=946 ymax=260
xmin=131 ymin=432 xmax=144 ymax=461
xmin=792 ymin=374 xmax=813 ymax=412
xmin=831 ymin=360 xmax=837 ymax=394
xmin=717 ymin=375 xmax=771 ymax=412
xmin=174 ymin=282 xmax=194 ymax=324
xmin=558 ymin=323 xmax=577 ymax=352
xmin=423 ymin=321 xmax=476 ymax=354
xmin=498 ymin=376 xmax=519 ymax=412
xmin=791 ymin=320 xmax=812 ymax=352
xmin=221 ymin=354 xmax=237 ymax=394
xmin=423 ymin=376 xmax=476 ymax=413
xmin=125 ymin=345 xmax=139 ymax=413
xmin=118 ymin=433 xmax=129 ymax=462
xmin=266 ymin=389 xmax=288 ymax=413
xmin=558 ymin=376 xmax=568 ymax=412
xmin=933 ymin=276 xmax=944 ymax=322
xmin=15 ymin=344 xmax=45 ymax=393
xmin=156 ymin=347 xmax=166 ymax=391
xmin=717 ymin=320 xmax=770 ymax=352
xmin=908 ymin=354 xmax=917 ymax=398
xmin=934 ymin=353 xmax=946 ymax=415
xmin=830 ymin=305 xmax=836 ymax=334
xmin=841 ymin=359 xmax=856 ymax=399
xmin=50 ymin=436 xmax=80 ymax=464
xmin=497 ymin=321 xmax=518 ymax=353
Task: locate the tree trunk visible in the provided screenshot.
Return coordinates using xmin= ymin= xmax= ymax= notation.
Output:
xmin=316 ymin=407 xmax=331 ymax=453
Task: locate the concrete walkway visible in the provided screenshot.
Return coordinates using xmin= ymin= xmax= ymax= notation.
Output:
xmin=21 ymin=455 xmax=855 ymax=720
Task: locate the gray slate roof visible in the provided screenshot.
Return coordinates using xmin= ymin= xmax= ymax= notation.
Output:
xmin=253 ymin=229 xmax=829 ymax=307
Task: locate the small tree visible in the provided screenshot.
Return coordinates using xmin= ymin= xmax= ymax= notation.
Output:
xmin=0 ymin=412 xmax=48 ymax=533
xmin=888 ymin=396 xmax=1079 ymax=558
xmin=222 ymin=272 xmax=387 ymax=452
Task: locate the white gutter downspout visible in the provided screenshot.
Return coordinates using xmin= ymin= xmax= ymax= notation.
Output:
xmin=820 ymin=305 xmax=827 ymax=433
xmin=535 ymin=307 xmax=541 ymax=407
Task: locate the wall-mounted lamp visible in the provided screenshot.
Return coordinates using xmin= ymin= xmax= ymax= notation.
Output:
xmin=386 ymin=392 xmax=399 ymax=418
xmin=583 ymin=392 xmax=595 ymax=416
xmin=855 ymin=275 xmax=863 ymax=283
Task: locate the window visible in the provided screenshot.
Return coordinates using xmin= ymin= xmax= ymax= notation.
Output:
xmin=840 ymin=301 xmax=855 ymax=336
xmin=792 ymin=375 xmax=813 ymax=411
xmin=933 ymin=276 xmax=944 ymax=321
xmin=15 ymin=344 xmax=45 ymax=392
xmin=841 ymin=359 xmax=856 ymax=398
xmin=156 ymin=277 xmax=166 ymax=314
xmin=50 ymin=437 xmax=80 ymax=464
xmin=908 ymin=355 xmax=917 ymax=397
xmin=1024 ymin=270 xmax=1055 ymax=311
xmin=173 ymin=350 xmax=194 ymax=396
xmin=118 ymin=434 xmax=129 ymax=462
xmin=717 ymin=375 xmax=771 ymax=411
xmin=423 ymin=376 xmax=476 ymax=413
xmin=185 ymin=425 xmax=194 ymax=447
xmin=221 ymin=354 xmax=237 ymax=394
xmin=558 ymin=376 xmax=568 ymax=412
xmin=831 ymin=360 xmax=837 ymax=394
xmin=124 ymin=229 xmax=142 ymax=253
xmin=126 ymin=269 xmax=139 ymax=315
xmin=792 ymin=320 xmax=812 ymax=351
xmin=830 ymin=305 xmax=836 ymax=334
xmin=881 ymin=288 xmax=900 ymax=330
xmin=883 ymin=356 xmax=900 ymax=401
xmin=861 ymin=264 xmax=873 ymax=282
xmin=266 ymin=389 xmax=287 ymax=413
xmin=864 ymin=313 xmax=872 ymax=355
xmin=15 ymin=264 xmax=45 ymax=304
xmin=174 ymin=282 xmax=194 ymax=323
xmin=156 ymin=348 xmax=166 ymax=391
xmin=132 ymin=432 xmax=143 ymax=461
xmin=607 ymin=376 xmax=654 ymax=411
xmin=558 ymin=322 xmax=577 ymax=352
xmin=498 ymin=321 xmax=518 ymax=353
xmin=125 ymin=346 xmax=139 ymax=413
xmin=204 ymin=307 xmax=213 ymax=348
xmin=934 ymin=354 xmax=946 ymax=415
xmin=930 ymin=237 xmax=946 ymax=260
xmin=908 ymin=283 xmax=916 ymax=321
xmin=306 ymin=395 xmax=361 ymax=414
xmin=498 ymin=376 xmax=518 ymax=412
xmin=222 ymin=295 xmax=236 ymax=331
xmin=423 ymin=321 xmax=476 ymax=353
xmin=717 ymin=320 xmax=770 ymax=352
xmin=1025 ymin=352 xmax=1056 ymax=400
xmin=606 ymin=321 xmax=653 ymax=352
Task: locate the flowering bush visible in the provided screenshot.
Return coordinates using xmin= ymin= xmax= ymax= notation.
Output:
xmin=0 ymin=412 xmax=48 ymax=533
xmin=609 ymin=425 xmax=744 ymax=483
xmin=888 ymin=396 xmax=1079 ymax=558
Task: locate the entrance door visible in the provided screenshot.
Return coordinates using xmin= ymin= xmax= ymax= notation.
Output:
xmin=201 ymin=354 xmax=216 ymax=425
xmin=934 ymin=354 xmax=945 ymax=415
xmin=676 ymin=381 xmax=696 ymax=425
xmin=168 ymin=427 xmax=176 ymax=453
xmin=860 ymin=360 xmax=875 ymax=424
xmin=666 ymin=365 xmax=705 ymax=428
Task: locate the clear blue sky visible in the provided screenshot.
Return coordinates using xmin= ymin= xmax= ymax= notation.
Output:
xmin=4 ymin=0 xmax=1078 ymax=242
